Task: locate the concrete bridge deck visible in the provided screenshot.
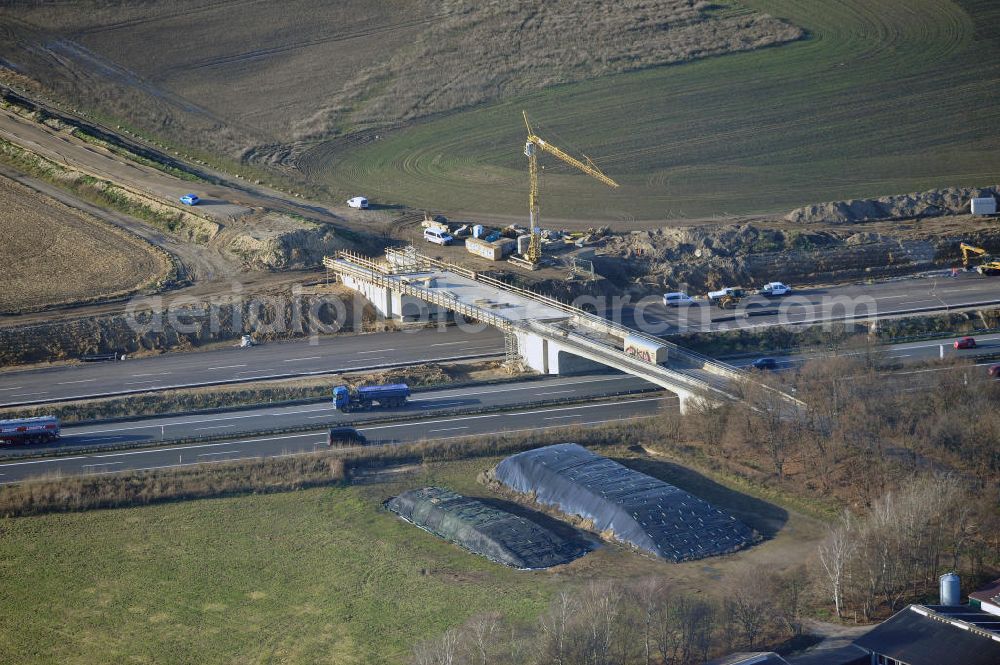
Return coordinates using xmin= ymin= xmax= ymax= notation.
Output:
xmin=324 ymin=249 xmax=796 ymax=412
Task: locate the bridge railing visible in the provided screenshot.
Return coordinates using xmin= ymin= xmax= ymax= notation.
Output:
xmin=325 ymin=255 xmax=514 ymax=333
xmin=382 ymin=248 xmax=741 ymax=378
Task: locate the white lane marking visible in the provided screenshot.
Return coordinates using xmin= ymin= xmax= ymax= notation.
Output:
xmin=1 ymin=399 xmax=670 ymax=480
xmin=282 ymin=356 xmax=321 ymax=362
xmin=0 ymin=386 xmax=23 ymax=391
xmin=131 ymin=372 xmax=171 ymax=377
xmin=198 ymin=451 xmax=240 ymax=457
xmin=81 ymin=462 xmax=123 ymax=468
xmin=430 ymin=341 xmax=465 ymax=346
xmin=410 ymin=375 xmax=636 ymax=404
xmin=362 ymin=395 xmax=670 ymax=432
xmin=544 ymin=414 xmax=581 ymax=420
xmin=57 ymin=379 xmax=97 ymax=385
xmin=194 ymin=424 xmax=235 ymax=431
xmin=0 ymin=455 xmax=89 ymax=466
xmin=534 ymin=390 xmax=575 ymax=396
xmin=205 ymin=364 xmax=246 ymax=370
xmin=358 ymin=349 xmax=394 ymax=354
xmin=307 ymin=414 xmax=334 ymax=419
xmin=71 ymin=403 xmax=335 ymax=435
xmin=9 ymin=391 xmax=47 ymax=397
xmin=124 ymin=380 xmax=157 ymax=385
xmin=426 ymin=426 xmax=469 ymax=433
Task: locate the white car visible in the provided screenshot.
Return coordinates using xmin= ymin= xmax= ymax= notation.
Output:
xmin=423 ymin=228 xmax=454 ymax=246
xmin=760 ymin=282 xmax=792 ymax=297
xmin=663 ymin=292 xmax=694 ymax=307
xmin=347 ymin=196 xmax=369 ymax=209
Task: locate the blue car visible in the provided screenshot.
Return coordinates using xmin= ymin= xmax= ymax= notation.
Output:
xmin=179 ymin=193 xmax=200 ymax=206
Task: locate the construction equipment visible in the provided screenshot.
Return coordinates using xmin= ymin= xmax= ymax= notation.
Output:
xmin=708 ymin=286 xmax=746 ymax=308
xmin=960 ymin=242 xmax=989 ymax=268
xmin=522 ymin=111 xmax=619 ymax=264
xmin=959 ymin=242 xmax=1000 ymax=274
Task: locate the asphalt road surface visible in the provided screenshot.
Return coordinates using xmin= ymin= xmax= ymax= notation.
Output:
xmin=10 ymin=374 xmax=649 ymax=451
xmin=624 ymin=271 xmax=1000 ymax=334
xmin=0 ymin=395 xmax=670 ymax=484
xmin=0 ymin=327 xmax=504 ymax=407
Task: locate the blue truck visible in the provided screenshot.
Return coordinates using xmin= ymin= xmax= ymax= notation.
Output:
xmin=332 ymin=383 xmax=410 ymax=412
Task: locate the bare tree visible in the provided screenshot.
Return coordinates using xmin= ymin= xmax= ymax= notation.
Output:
xmin=818 ymin=510 xmax=856 ymax=619
xmin=466 ymin=612 xmax=502 ymax=665
xmin=539 ymin=590 xmax=577 ymax=665
xmin=727 ymin=568 xmax=775 ymax=648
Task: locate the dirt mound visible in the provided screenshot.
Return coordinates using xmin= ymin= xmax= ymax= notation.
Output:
xmin=785 ymin=186 xmax=999 ymax=224
xmin=594 ymin=220 xmax=998 ymax=293
xmin=222 ymin=212 xmax=356 ymax=270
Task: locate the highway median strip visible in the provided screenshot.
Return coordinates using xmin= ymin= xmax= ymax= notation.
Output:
xmin=0 ymin=389 xmax=664 ymax=466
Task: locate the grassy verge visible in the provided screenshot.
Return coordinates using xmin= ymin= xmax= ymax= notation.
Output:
xmin=71 ymin=128 xmax=204 ymax=182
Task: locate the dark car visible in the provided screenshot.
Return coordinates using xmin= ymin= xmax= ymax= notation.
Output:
xmin=988 ymin=364 xmax=1000 ymax=377
xmin=327 ymin=427 xmax=367 ymax=447
xmin=751 ymin=357 xmax=778 ymax=371
xmin=954 ymin=336 xmax=977 ymax=350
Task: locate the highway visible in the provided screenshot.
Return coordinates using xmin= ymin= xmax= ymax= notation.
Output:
xmin=0 ymin=327 xmax=504 ymax=407
xmin=1 ymin=272 xmax=997 ymax=409
xmin=626 ymin=270 xmax=1000 ymax=333
xmin=3 ymin=374 xmax=652 ymax=452
xmin=0 ymin=395 xmax=670 ymax=484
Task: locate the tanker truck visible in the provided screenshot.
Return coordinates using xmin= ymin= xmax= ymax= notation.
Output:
xmin=332 ymin=383 xmax=410 ymax=413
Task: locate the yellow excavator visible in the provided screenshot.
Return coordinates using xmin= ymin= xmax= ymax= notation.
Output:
xmin=522 ymin=111 xmax=619 ymax=264
xmin=959 ymin=242 xmax=1000 ymax=275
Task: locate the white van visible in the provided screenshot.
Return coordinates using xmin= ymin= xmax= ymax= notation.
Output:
xmin=347 ymin=196 xmax=369 ymax=209
xmin=663 ymin=292 xmax=694 ymax=307
xmin=424 ymin=228 xmax=454 ymax=246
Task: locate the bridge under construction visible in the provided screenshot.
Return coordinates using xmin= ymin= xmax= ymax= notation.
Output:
xmin=324 ymin=248 xmax=797 ymax=412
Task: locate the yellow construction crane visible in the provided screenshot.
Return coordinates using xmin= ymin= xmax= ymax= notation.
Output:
xmin=522 ymin=111 xmax=619 ymax=264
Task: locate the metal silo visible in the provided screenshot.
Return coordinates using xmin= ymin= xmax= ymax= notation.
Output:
xmin=940 ymin=572 xmax=961 ymax=606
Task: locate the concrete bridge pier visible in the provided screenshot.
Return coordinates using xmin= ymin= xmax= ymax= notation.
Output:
xmin=514 ymin=329 xmax=700 ymax=414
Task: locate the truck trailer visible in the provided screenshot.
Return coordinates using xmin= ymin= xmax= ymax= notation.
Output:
xmin=332 ymin=383 xmax=410 ymax=412
xmin=0 ymin=416 xmax=60 ymax=445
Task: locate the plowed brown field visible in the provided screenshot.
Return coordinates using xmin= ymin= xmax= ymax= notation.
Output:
xmin=0 ymin=175 xmax=171 ymax=312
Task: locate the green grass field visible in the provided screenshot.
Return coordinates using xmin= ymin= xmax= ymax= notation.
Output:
xmin=306 ymin=0 xmax=1000 ymax=220
xmin=0 ymin=460 xmax=557 ymax=664
xmin=0 ymin=448 xmax=823 ymax=664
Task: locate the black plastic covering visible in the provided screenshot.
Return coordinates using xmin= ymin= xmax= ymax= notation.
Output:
xmin=386 ymin=486 xmax=587 ymax=569
xmin=493 ymin=443 xmax=754 ymax=562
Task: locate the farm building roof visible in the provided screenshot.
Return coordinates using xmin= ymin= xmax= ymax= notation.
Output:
xmin=491 ymin=443 xmax=755 ymax=562
xmin=853 ymin=605 xmax=1000 ymax=665
xmin=385 ymin=486 xmax=588 ymax=569
xmin=970 ymin=577 xmax=1000 ymax=613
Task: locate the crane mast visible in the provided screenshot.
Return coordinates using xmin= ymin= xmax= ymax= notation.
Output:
xmin=522 ymin=111 xmax=618 ymax=264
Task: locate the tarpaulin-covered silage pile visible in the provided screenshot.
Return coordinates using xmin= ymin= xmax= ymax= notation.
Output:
xmin=386 ymin=486 xmax=588 ymax=569
xmin=492 ymin=443 xmax=755 ymax=562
